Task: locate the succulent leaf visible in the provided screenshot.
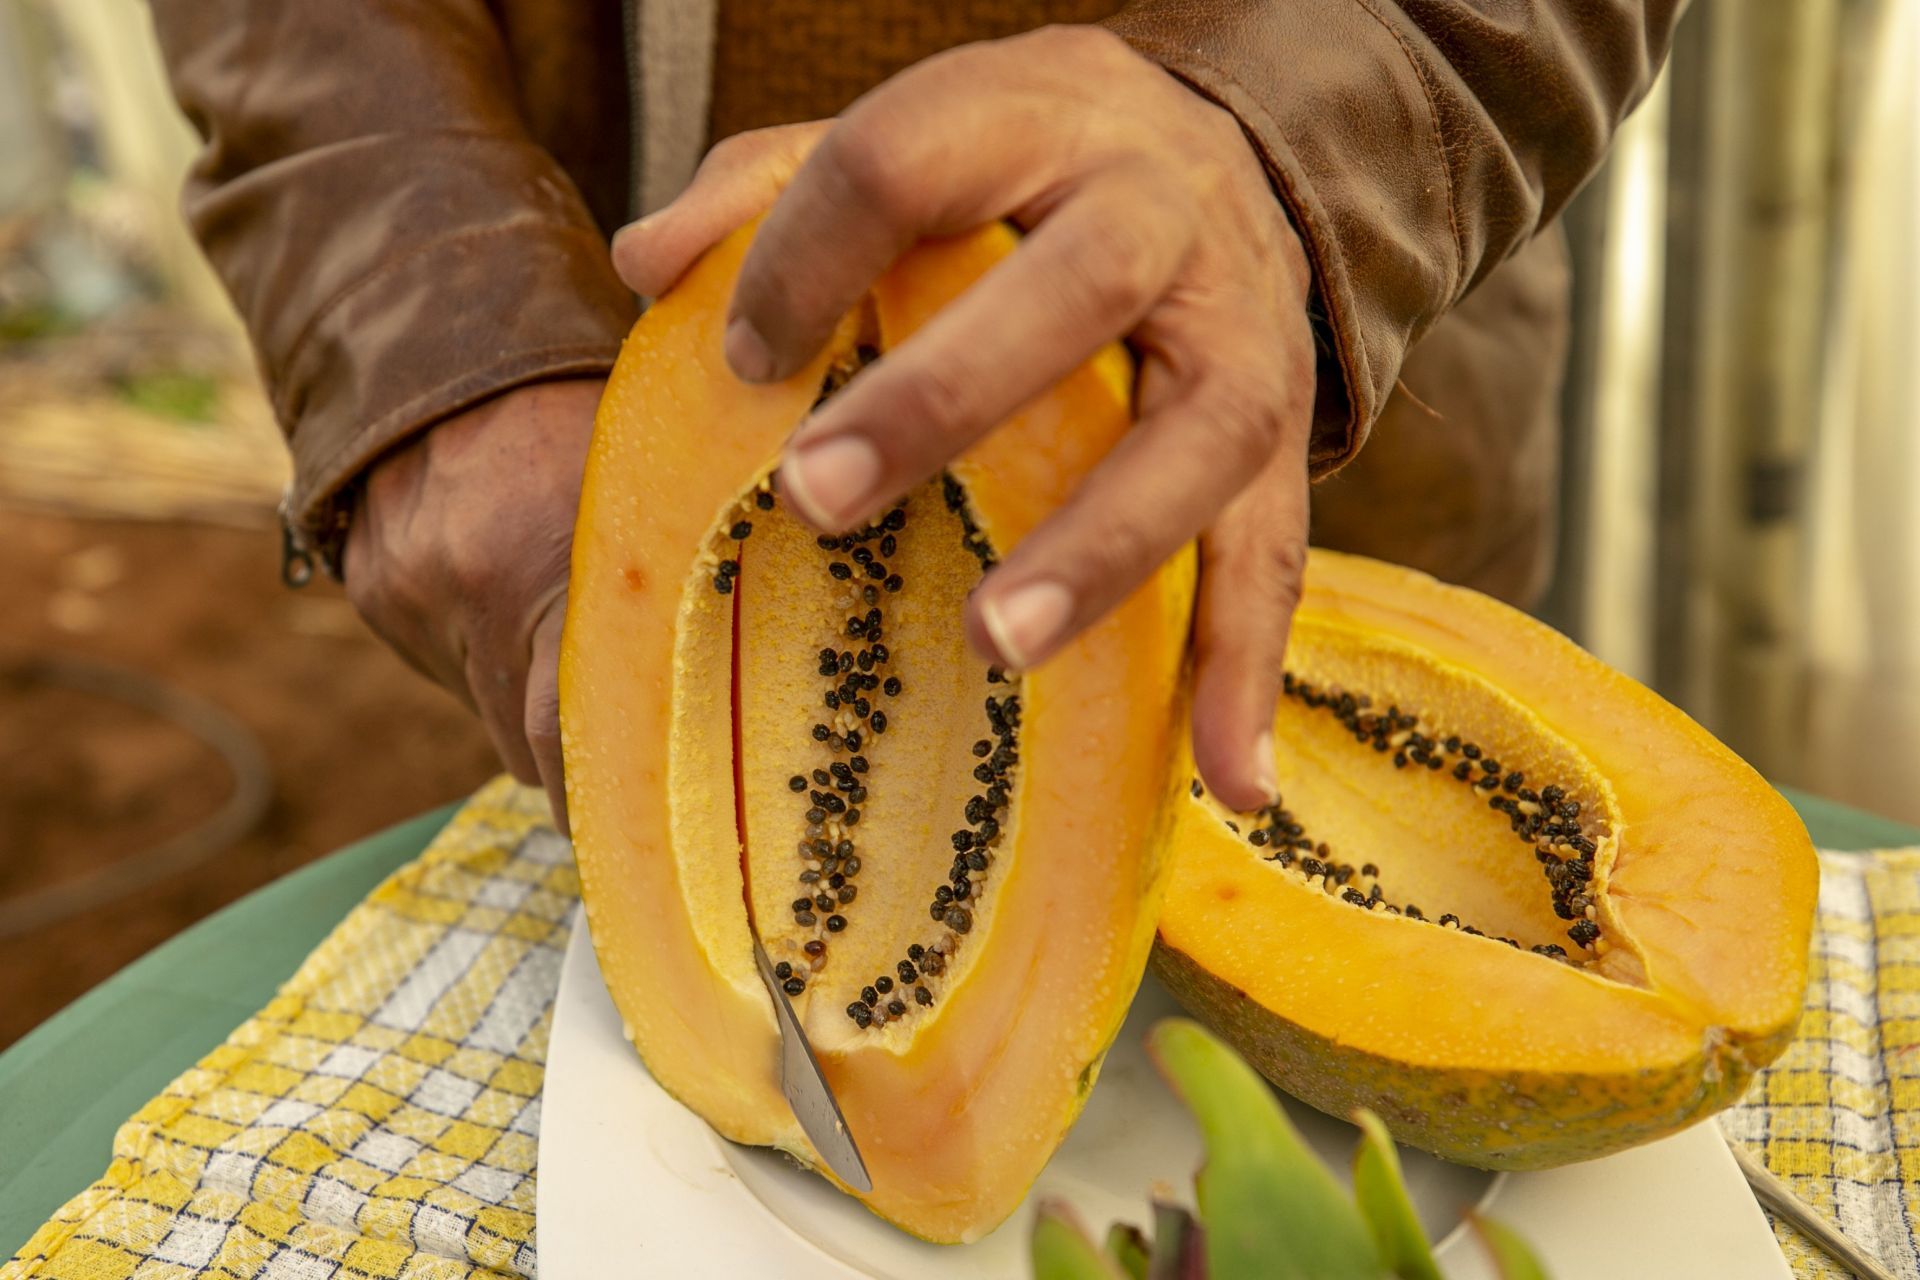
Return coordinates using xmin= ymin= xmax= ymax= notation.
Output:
xmin=1351 ymin=1110 xmax=1443 ymax=1280
xmin=1034 ymin=1203 xmax=1129 ymax=1280
xmin=1147 ymin=1201 xmax=1207 ymax=1280
xmin=1147 ymin=1018 xmax=1379 ymax=1280
xmin=1470 ymin=1213 xmax=1552 ymax=1280
xmin=1105 ymin=1222 xmax=1151 ymax=1280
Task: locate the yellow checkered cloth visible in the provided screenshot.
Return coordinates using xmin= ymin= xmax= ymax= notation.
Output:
xmin=1725 ymin=848 xmax=1920 ymax=1279
xmin=3 ymin=776 xmax=1915 ymax=1278
xmin=3 ymin=779 xmax=564 ymax=1280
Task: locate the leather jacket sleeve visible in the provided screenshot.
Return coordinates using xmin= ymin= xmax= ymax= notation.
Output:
xmin=149 ymin=0 xmax=638 ymax=563
xmin=1104 ymin=0 xmax=1681 ymax=476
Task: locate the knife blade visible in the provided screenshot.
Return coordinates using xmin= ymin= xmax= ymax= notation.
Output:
xmin=753 ymin=935 xmax=873 ymax=1192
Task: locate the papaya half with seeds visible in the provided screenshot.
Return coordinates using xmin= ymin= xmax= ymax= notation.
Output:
xmin=1157 ymin=549 xmax=1817 ymax=1169
xmin=560 ymin=220 xmax=1193 ymax=1242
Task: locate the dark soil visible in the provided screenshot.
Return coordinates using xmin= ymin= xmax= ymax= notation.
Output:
xmin=0 ymin=508 xmax=500 ymax=1049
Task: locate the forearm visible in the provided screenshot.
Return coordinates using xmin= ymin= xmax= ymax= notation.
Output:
xmin=151 ymin=0 xmax=636 ymax=564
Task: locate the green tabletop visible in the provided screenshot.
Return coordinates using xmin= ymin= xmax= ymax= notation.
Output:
xmin=3 ymin=789 xmax=1917 ymax=1256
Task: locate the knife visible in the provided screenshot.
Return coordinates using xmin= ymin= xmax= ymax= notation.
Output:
xmin=1724 ymin=1130 xmax=1896 ymax=1280
xmin=752 ymin=935 xmax=873 ymax=1192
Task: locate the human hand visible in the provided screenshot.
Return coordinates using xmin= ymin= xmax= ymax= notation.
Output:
xmin=343 ymin=379 xmax=600 ymax=831
xmin=614 ymin=26 xmax=1316 ymax=812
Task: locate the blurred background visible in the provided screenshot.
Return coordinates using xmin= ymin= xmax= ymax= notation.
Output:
xmin=1539 ymin=0 xmax=1920 ymax=827
xmin=0 ymin=0 xmax=1915 ymax=1050
xmin=0 ymin=0 xmax=499 ymax=1050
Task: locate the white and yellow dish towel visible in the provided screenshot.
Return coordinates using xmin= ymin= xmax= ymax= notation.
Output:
xmin=5 ymin=776 xmax=1916 ymax=1279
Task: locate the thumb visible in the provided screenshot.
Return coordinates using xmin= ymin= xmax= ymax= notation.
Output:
xmin=525 ymin=597 xmax=572 ymax=836
xmin=612 ymin=121 xmax=830 ymax=297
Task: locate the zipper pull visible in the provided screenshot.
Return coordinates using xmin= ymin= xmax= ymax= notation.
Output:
xmin=279 ymin=489 xmax=315 ymax=588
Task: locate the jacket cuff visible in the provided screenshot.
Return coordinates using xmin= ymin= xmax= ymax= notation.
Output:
xmin=278 ymin=218 xmax=634 ymax=553
xmin=1104 ymin=5 xmax=1457 ymax=477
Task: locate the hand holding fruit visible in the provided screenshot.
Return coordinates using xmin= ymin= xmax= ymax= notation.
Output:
xmin=616 ymin=25 xmax=1318 ymax=812
xmin=343 ymin=379 xmax=599 ymax=830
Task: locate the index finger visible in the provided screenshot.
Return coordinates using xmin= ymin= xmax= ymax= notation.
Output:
xmin=722 ymin=33 xmax=1089 ymax=383
xmin=611 ymin=122 xmax=827 ymax=299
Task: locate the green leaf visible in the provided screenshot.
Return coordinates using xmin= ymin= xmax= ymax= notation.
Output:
xmin=1147 ymin=1019 xmax=1379 ymax=1280
xmin=1470 ymin=1214 xmax=1553 ymax=1280
xmin=1033 ymin=1202 xmax=1127 ymax=1280
xmin=1104 ymin=1222 xmax=1150 ymax=1280
xmin=1351 ymin=1110 xmax=1442 ymax=1280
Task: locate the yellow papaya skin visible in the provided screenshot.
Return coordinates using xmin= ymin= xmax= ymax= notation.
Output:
xmin=1151 ymin=944 xmax=1783 ymax=1169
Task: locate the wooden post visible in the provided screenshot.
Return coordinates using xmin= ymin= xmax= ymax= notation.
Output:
xmin=1673 ymin=0 xmax=1839 ymax=778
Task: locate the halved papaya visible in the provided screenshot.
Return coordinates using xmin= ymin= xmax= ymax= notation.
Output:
xmin=1156 ymin=550 xmax=1818 ymax=1168
xmin=560 ymin=221 xmax=1193 ymax=1241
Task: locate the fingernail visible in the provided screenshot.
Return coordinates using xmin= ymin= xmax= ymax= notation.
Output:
xmin=1254 ymin=730 xmax=1278 ymax=803
xmin=784 ymin=433 xmax=883 ymax=529
xmin=725 ymin=315 xmax=776 ymax=382
xmin=611 ymin=215 xmax=650 ymax=249
xmin=979 ymin=580 xmax=1075 ymax=671
xmin=609 ymin=216 xmax=653 ymax=269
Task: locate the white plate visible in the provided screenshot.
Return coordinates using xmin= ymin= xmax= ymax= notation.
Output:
xmin=540 ymin=908 xmax=1788 ymax=1278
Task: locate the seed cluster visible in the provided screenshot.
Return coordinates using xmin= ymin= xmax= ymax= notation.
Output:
xmin=844 ymin=483 xmax=1021 ymax=1032
xmin=941 ymin=473 xmax=999 ymax=573
xmin=720 ymin=347 xmax=893 ymax=998
xmin=707 ymin=472 xmax=777 ymax=594
xmin=1205 ymin=674 xmax=1603 ymax=960
xmin=773 ymin=497 xmax=913 ymax=998
xmin=1211 ymin=779 xmax=1431 ymax=923
xmin=845 ymin=942 xmax=950 ymax=1028
xmin=725 ymin=348 xmax=1023 ymax=1027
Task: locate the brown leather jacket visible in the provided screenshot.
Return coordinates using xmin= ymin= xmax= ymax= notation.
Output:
xmin=150 ymin=0 xmax=1678 ymax=603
